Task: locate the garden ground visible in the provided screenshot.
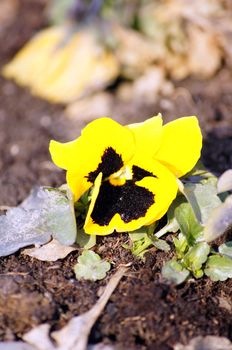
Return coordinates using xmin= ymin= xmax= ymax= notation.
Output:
xmin=0 ymin=1 xmax=231 ymax=349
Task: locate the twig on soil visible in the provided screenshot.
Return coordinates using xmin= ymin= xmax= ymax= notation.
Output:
xmin=0 ymin=272 xmax=29 ymax=276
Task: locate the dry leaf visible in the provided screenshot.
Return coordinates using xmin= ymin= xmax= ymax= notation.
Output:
xmin=217 ymin=169 xmax=232 ymax=193
xmin=187 ymin=25 xmax=221 ymax=78
xmin=88 ymin=345 xmax=115 ymax=350
xmin=22 ymin=239 xmax=77 ymax=262
xmin=204 ymin=195 xmax=232 ymax=242
xmin=174 ymin=335 xmax=232 ymax=350
xmin=23 ymin=325 xmax=54 ymax=350
xmin=0 ymin=342 xmax=35 ymax=350
xmin=132 ymin=65 xmax=166 ymax=103
xmin=113 ymin=24 xmax=162 ymax=79
xmin=66 ymin=92 xmax=113 ymax=121
xmin=138 ymin=0 xmax=227 ymax=79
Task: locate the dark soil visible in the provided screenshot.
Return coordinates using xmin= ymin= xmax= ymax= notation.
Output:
xmin=0 ymin=1 xmax=232 ymax=349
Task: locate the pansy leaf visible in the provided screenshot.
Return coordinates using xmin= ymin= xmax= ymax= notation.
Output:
xmin=217 ymin=169 xmax=232 ymax=194
xmin=76 ymin=228 xmax=96 ymax=249
xmin=130 ymin=234 xmax=153 ymax=257
xmin=174 ymin=202 xmax=203 ymax=246
xmin=74 ymin=250 xmax=111 ymax=281
xmin=183 ymin=242 xmax=210 ymax=273
xmin=129 ymin=227 xmax=147 ymax=242
xmin=129 ymin=225 xmax=171 ymax=255
xmin=0 ymin=187 xmax=77 ymax=257
xmin=162 ymin=259 xmax=190 ymax=285
xmin=154 ymin=196 xmax=181 ymax=239
xmin=153 ymin=238 xmax=170 ymax=252
xmin=205 ymin=255 xmax=232 ymax=281
xmin=204 ymin=195 xmax=232 ymax=242
xmin=218 ymin=242 xmax=232 ymax=259
xmin=173 ymin=233 xmax=188 ymax=258
xmin=21 ymin=186 xmax=77 ymax=245
xmin=180 ymin=181 xmax=221 ymax=225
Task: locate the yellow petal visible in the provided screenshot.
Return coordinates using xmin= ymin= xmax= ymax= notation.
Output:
xmin=127 ymin=114 xmax=163 ymax=161
xmin=50 ymin=118 xmax=135 ymax=201
xmin=84 ymin=160 xmax=178 ymax=235
xmin=3 ymin=26 xmax=119 ymax=103
xmin=84 ymin=172 xmax=103 ymax=229
xmin=131 ymin=158 xmax=179 ymax=225
xmin=2 ymin=27 xmax=65 ymax=86
xmin=32 ymin=30 xmax=119 ymax=103
xmin=49 ymin=138 xmax=80 ymax=170
xmin=154 ymin=116 xmax=202 ymax=177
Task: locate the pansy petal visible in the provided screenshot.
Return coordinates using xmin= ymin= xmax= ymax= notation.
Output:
xmin=84 ymin=172 xmax=103 ymax=226
xmin=51 ymin=118 xmax=135 ymax=201
xmin=154 ymin=116 xmax=202 ymax=177
xmin=84 ymin=160 xmax=178 ymax=235
xmin=66 ymin=171 xmax=91 ymax=202
xmin=131 ymin=159 xmax=179 ymax=225
xmin=128 ymin=114 xmax=163 ymax=160
xmin=49 ymin=139 xmax=80 ymax=170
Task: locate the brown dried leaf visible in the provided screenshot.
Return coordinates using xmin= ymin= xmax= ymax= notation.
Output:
xmin=113 ymin=24 xmax=163 ymax=78
xmin=131 ymin=65 xmax=166 ymax=103
xmin=22 ymin=239 xmax=77 ymax=262
xmin=187 ymin=25 xmax=221 ymax=78
xmin=65 ymin=92 xmax=113 ymax=121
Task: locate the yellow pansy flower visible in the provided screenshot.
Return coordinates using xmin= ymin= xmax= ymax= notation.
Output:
xmin=50 ymin=115 xmax=202 ymax=235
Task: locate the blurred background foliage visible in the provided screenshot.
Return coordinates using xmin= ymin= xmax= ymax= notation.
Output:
xmin=2 ymin=0 xmax=232 ymax=114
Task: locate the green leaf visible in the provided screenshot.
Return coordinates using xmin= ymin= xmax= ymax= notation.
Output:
xmin=194 ymin=269 xmax=204 ymax=278
xmin=129 ymin=228 xmax=147 ymax=242
xmin=75 ymin=190 xmax=91 ymax=221
xmin=181 ymin=182 xmax=221 ymax=225
xmin=130 ymin=234 xmax=152 ymax=257
xmin=129 ymin=228 xmax=170 ymax=255
xmin=174 ymin=202 xmax=203 ymax=245
xmin=76 ymin=229 xmax=96 ymax=249
xmin=37 ymin=187 xmax=77 ymax=245
xmin=173 ymin=233 xmax=188 ymax=258
xmin=162 ymin=259 xmax=190 ymax=285
xmin=218 ymin=242 xmax=232 ymax=259
xmin=155 ymin=197 xmax=181 ymax=239
xmin=74 ymin=250 xmax=111 ymax=281
xmin=205 ymin=255 xmax=232 ymax=281
xmin=153 ymin=239 xmax=170 ymax=252
xmin=183 ymin=242 xmax=210 ymax=273
xmin=204 ymin=195 xmax=232 ymax=242
xmin=0 ymin=186 xmax=77 ymax=257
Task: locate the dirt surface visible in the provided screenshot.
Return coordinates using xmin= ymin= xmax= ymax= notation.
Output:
xmin=0 ymin=1 xmax=232 ymax=349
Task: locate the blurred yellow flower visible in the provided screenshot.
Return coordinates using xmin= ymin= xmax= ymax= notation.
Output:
xmin=50 ymin=115 xmax=202 ymax=235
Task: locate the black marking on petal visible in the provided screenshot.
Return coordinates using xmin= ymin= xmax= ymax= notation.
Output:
xmin=132 ymin=165 xmax=157 ymax=181
xmin=87 ymin=147 xmax=123 ymax=183
xmin=91 ymin=180 xmax=154 ymax=226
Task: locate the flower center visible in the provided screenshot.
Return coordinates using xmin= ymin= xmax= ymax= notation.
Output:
xmin=109 ymin=166 xmax=133 ymax=186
